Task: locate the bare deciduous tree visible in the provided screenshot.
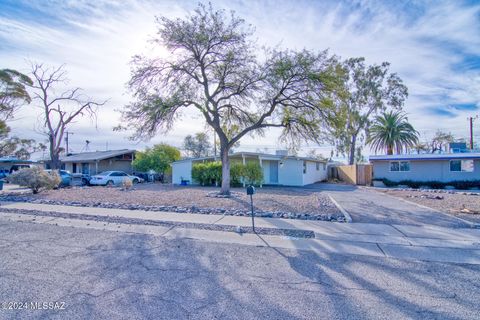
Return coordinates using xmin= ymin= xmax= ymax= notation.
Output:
xmin=30 ymin=63 xmax=106 ymax=169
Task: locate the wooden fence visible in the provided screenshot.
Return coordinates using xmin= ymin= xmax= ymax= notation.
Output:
xmin=331 ymin=164 xmax=373 ymax=186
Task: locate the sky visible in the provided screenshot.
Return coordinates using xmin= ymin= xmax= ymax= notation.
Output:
xmin=1 ymin=0 xmax=479 ymax=160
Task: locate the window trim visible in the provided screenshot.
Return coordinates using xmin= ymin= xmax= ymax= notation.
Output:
xmin=389 ymin=161 xmax=410 ymax=172
xmin=449 ymin=159 xmax=474 ymax=172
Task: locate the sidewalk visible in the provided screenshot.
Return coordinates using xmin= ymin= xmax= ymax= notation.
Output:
xmin=1 ymin=201 xmax=480 ymax=264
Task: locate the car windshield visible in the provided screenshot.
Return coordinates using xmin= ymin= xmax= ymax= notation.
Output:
xmin=98 ymin=171 xmax=113 ymax=176
xmin=45 ymin=170 xmax=70 ymax=175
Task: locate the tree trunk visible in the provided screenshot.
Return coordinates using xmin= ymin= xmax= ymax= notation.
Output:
xmin=49 ymin=135 xmax=61 ymax=170
xmin=387 ymin=145 xmax=393 ymax=155
xmin=219 ymin=144 xmax=231 ymax=196
xmin=348 ymin=134 xmax=357 ymax=165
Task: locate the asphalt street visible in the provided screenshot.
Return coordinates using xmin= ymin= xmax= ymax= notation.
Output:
xmin=0 ymin=219 xmax=479 ymax=320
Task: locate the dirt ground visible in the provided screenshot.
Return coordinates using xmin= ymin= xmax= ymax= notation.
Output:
xmin=378 ymin=188 xmax=480 ymax=223
xmin=24 ymin=183 xmax=340 ymax=216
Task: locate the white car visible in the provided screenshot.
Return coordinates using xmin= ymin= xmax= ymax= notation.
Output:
xmin=89 ymin=171 xmax=143 ymax=186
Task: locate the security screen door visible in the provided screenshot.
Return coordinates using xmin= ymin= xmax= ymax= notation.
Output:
xmin=269 ymin=161 xmax=279 ymax=184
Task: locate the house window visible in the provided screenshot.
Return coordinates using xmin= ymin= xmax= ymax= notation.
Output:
xmin=390 ymin=161 xmax=410 ymax=172
xmin=316 ymin=162 xmax=320 ymax=171
xmin=303 ymin=161 xmax=307 ymax=174
xmin=450 ymin=160 xmax=474 ymax=172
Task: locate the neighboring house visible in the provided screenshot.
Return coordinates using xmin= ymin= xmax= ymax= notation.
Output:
xmin=369 ymin=153 xmax=480 ymax=183
xmin=48 ymin=150 xmax=136 ymax=175
xmin=171 ymin=151 xmax=328 ymax=186
xmin=0 ymin=157 xmax=37 ymax=175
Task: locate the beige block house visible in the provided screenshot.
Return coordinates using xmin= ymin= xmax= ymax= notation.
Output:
xmin=59 ymin=150 xmax=136 ymax=175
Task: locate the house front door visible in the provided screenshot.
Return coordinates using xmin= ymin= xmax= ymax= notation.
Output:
xmin=269 ymin=161 xmax=279 ymax=184
xmin=81 ymin=163 xmax=89 ymax=175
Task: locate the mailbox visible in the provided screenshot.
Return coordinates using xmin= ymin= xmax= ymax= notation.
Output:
xmin=246 ymin=185 xmax=256 ymax=232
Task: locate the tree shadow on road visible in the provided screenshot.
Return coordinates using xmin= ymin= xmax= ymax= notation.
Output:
xmin=43 ymin=231 xmax=309 ymax=319
xmin=255 ymin=231 xmax=479 ymax=320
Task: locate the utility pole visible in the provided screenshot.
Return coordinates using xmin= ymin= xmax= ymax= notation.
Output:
xmin=468 ymin=116 xmax=478 ymax=150
xmin=65 ymin=131 xmax=74 ymax=154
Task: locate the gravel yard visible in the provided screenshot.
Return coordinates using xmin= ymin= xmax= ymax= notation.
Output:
xmin=0 ymin=183 xmax=343 ymax=221
xmin=378 ymin=188 xmax=480 ymax=223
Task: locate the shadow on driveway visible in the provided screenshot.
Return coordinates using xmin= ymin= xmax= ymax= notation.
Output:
xmin=302 ymin=183 xmax=471 ymax=228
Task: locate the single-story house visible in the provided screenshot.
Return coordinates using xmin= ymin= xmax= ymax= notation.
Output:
xmin=171 ymin=151 xmax=328 ymax=186
xmin=0 ymin=157 xmax=37 ymax=174
xmin=369 ymin=153 xmax=480 ymax=183
xmin=52 ymin=149 xmax=136 ymax=175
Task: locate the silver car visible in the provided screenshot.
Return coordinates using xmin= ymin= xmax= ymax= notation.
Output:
xmin=89 ymin=171 xmax=143 ymax=186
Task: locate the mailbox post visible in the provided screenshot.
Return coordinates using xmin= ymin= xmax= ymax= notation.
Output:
xmin=246 ymin=185 xmax=256 ymax=232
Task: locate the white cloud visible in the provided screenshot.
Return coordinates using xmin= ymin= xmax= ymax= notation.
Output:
xmin=1 ymin=0 xmax=479 ymax=160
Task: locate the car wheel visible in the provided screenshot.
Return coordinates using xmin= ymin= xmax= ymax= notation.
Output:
xmin=81 ymin=178 xmax=89 ymax=186
xmin=132 ymin=179 xmax=138 ymax=184
xmin=106 ymin=180 xmax=114 ymax=187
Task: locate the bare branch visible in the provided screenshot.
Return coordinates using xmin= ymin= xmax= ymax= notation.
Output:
xmin=29 ymin=63 xmax=107 ymax=169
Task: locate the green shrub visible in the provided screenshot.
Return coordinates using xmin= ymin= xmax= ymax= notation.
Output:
xmin=243 ymin=162 xmax=264 ymax=186
xmin=427 ymin=181 xmax=444 ymax=189
xmin=451 ymin=180 xmax=480 ymax=190
xmin=192 ymin=162 xmax=222 ymax=185
xmin=205 ymin=161 xmax=222 ymax=185
xmin=377 ymin=178 xmax=480 ymax=190
xmin=230 ymin=162 xmax=245 ymax=187
xmin=192 ymin=163 xmax=208 ymax=185
xmin=380 ymin=178 xmax=397 ymax=187
xmin=399 ymin=180 xmax=421 ymax=189
xmin=9 ymin=166 xmax=61 ymax=194
xmin=191 ymin=161 xmax=264 ymax=186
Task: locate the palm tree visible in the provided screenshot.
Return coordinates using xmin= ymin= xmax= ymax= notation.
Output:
xmin=367 ymin=111 xmax=419 ymax=155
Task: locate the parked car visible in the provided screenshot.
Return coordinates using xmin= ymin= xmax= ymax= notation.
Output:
xmin=89 ymin=171 xmax=143 ymax=186
xmin=44 ymin=169 xmax=72 ymax=187
xmin=71 ymin=173 xmax=91 ymax=186
xmin=0 ymin=169 xmax=10 ymax=179
xmin=10 ymin=164 xmax=33 ymax=173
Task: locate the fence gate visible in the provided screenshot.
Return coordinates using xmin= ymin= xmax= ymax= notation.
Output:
xmin=336 ymin=164 xmax=373 ymax=186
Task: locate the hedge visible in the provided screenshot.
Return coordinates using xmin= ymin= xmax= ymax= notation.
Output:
xmin=375 ymin=178 xmax=480 ymax=190
xmin=192 ymin=162 xmax=222 ymax=186
xmin=192 ymin=161 xmax=264 ymax=186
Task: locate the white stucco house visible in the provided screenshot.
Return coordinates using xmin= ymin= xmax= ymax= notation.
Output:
xmin=369 ymin=153 xmax=480 ymax=183
xmin=171 ymin=151 xmax=328 ymax=186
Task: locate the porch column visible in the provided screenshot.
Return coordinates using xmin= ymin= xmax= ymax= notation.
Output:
xmin=242 ymin=154 xmax=246 ymax=187
xmin=95 ymin=161 xmax=98 ymax=175
xmin=259 ymin=157 xmax=263 ymax=188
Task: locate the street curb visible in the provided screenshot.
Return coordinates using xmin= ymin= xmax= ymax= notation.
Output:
xmin=370 ymin=188 xmax=479 ymax=229
xmin=327 ymin=194 xmax=352 ymax=223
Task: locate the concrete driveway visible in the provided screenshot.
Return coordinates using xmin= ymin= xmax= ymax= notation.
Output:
xmin=305 ymin=183 xmax=472 ymax=227
xmin=1 ymin=219 xmax=479 ymax=320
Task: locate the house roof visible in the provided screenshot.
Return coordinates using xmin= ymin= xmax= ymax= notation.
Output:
xmin=0 ymin=157 xmax=36 ymax=164
xmin=172 ymin=151 xmax=327 ymax=164
xmin=369 ymin=153 xmax=480 ymax=161
xmin=60 ymin=149 xmax=135 ymax=162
